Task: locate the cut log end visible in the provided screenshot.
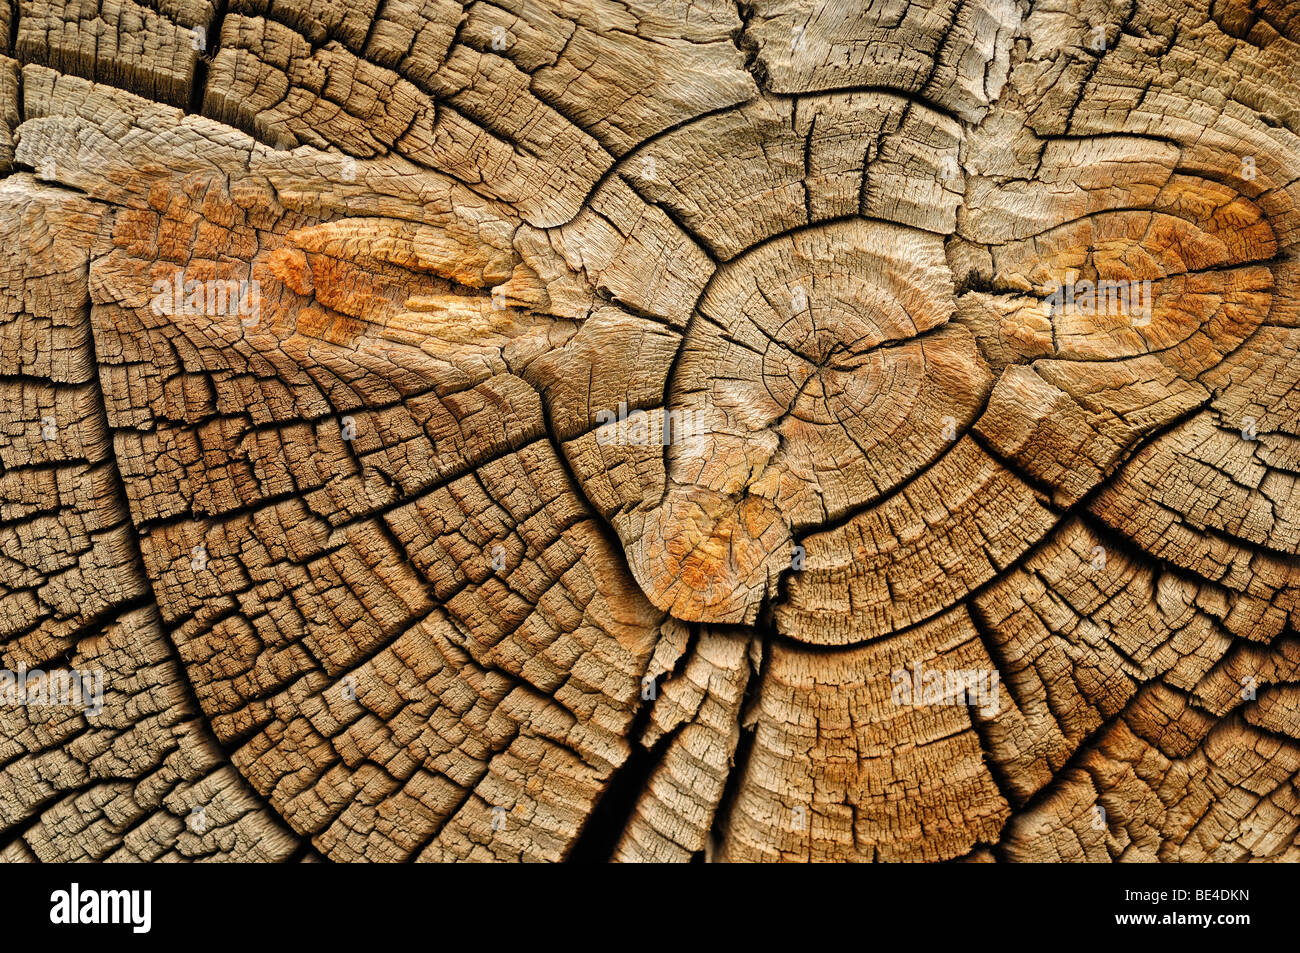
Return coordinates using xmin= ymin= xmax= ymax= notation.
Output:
xmin=1 ymin=0 xmax=1299 ymax=863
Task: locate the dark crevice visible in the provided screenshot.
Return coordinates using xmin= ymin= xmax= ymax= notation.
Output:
xmin=991 ymin=701 xmax=1132 ymax=863
xmin=48 ymin=261 xmax=302 ymax=856
xmin=730 ymin=1 xmax=764 ymax=89
xmin=7 ymin=0 xmax=18 ymax=59
xmin=403 ymin=723 xmax=528 ymax=862
xmin=566 ymin=696 xmax=676 ymax=862
xmin=190 ymin=0 xmax=229 ymax=116
xmin=763 ymin=393 xmax=1215 ymax=656
xmin=965 ymin=695 xmax=1023 ymax=813
xmin=706 ymin=712 xmax=757 ymax=862
xmin=0 ymin=792 xmax=67 ymax=854
xmin=283 ymin=840 xmax=324 ymax=863
xmin=703 ymin=627 xmax=767 ymax=860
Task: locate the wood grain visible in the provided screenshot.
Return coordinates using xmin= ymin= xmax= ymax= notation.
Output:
xmin=1 ymin=0 xmax=1298 ymax=862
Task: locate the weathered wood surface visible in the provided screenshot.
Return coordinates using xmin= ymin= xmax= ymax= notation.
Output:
xmin=0 ymin=0 xmax=1298 ymax=862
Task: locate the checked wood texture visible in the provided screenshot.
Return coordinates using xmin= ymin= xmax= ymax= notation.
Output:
xmin=0 ymin=0 xmax=1299 ymax=862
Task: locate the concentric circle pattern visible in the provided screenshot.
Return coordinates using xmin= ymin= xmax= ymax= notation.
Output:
xmin=629 ymin=220 xmax=991 ymax=627
xmin=1 ymin=0 xmax=1299 ymax=864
